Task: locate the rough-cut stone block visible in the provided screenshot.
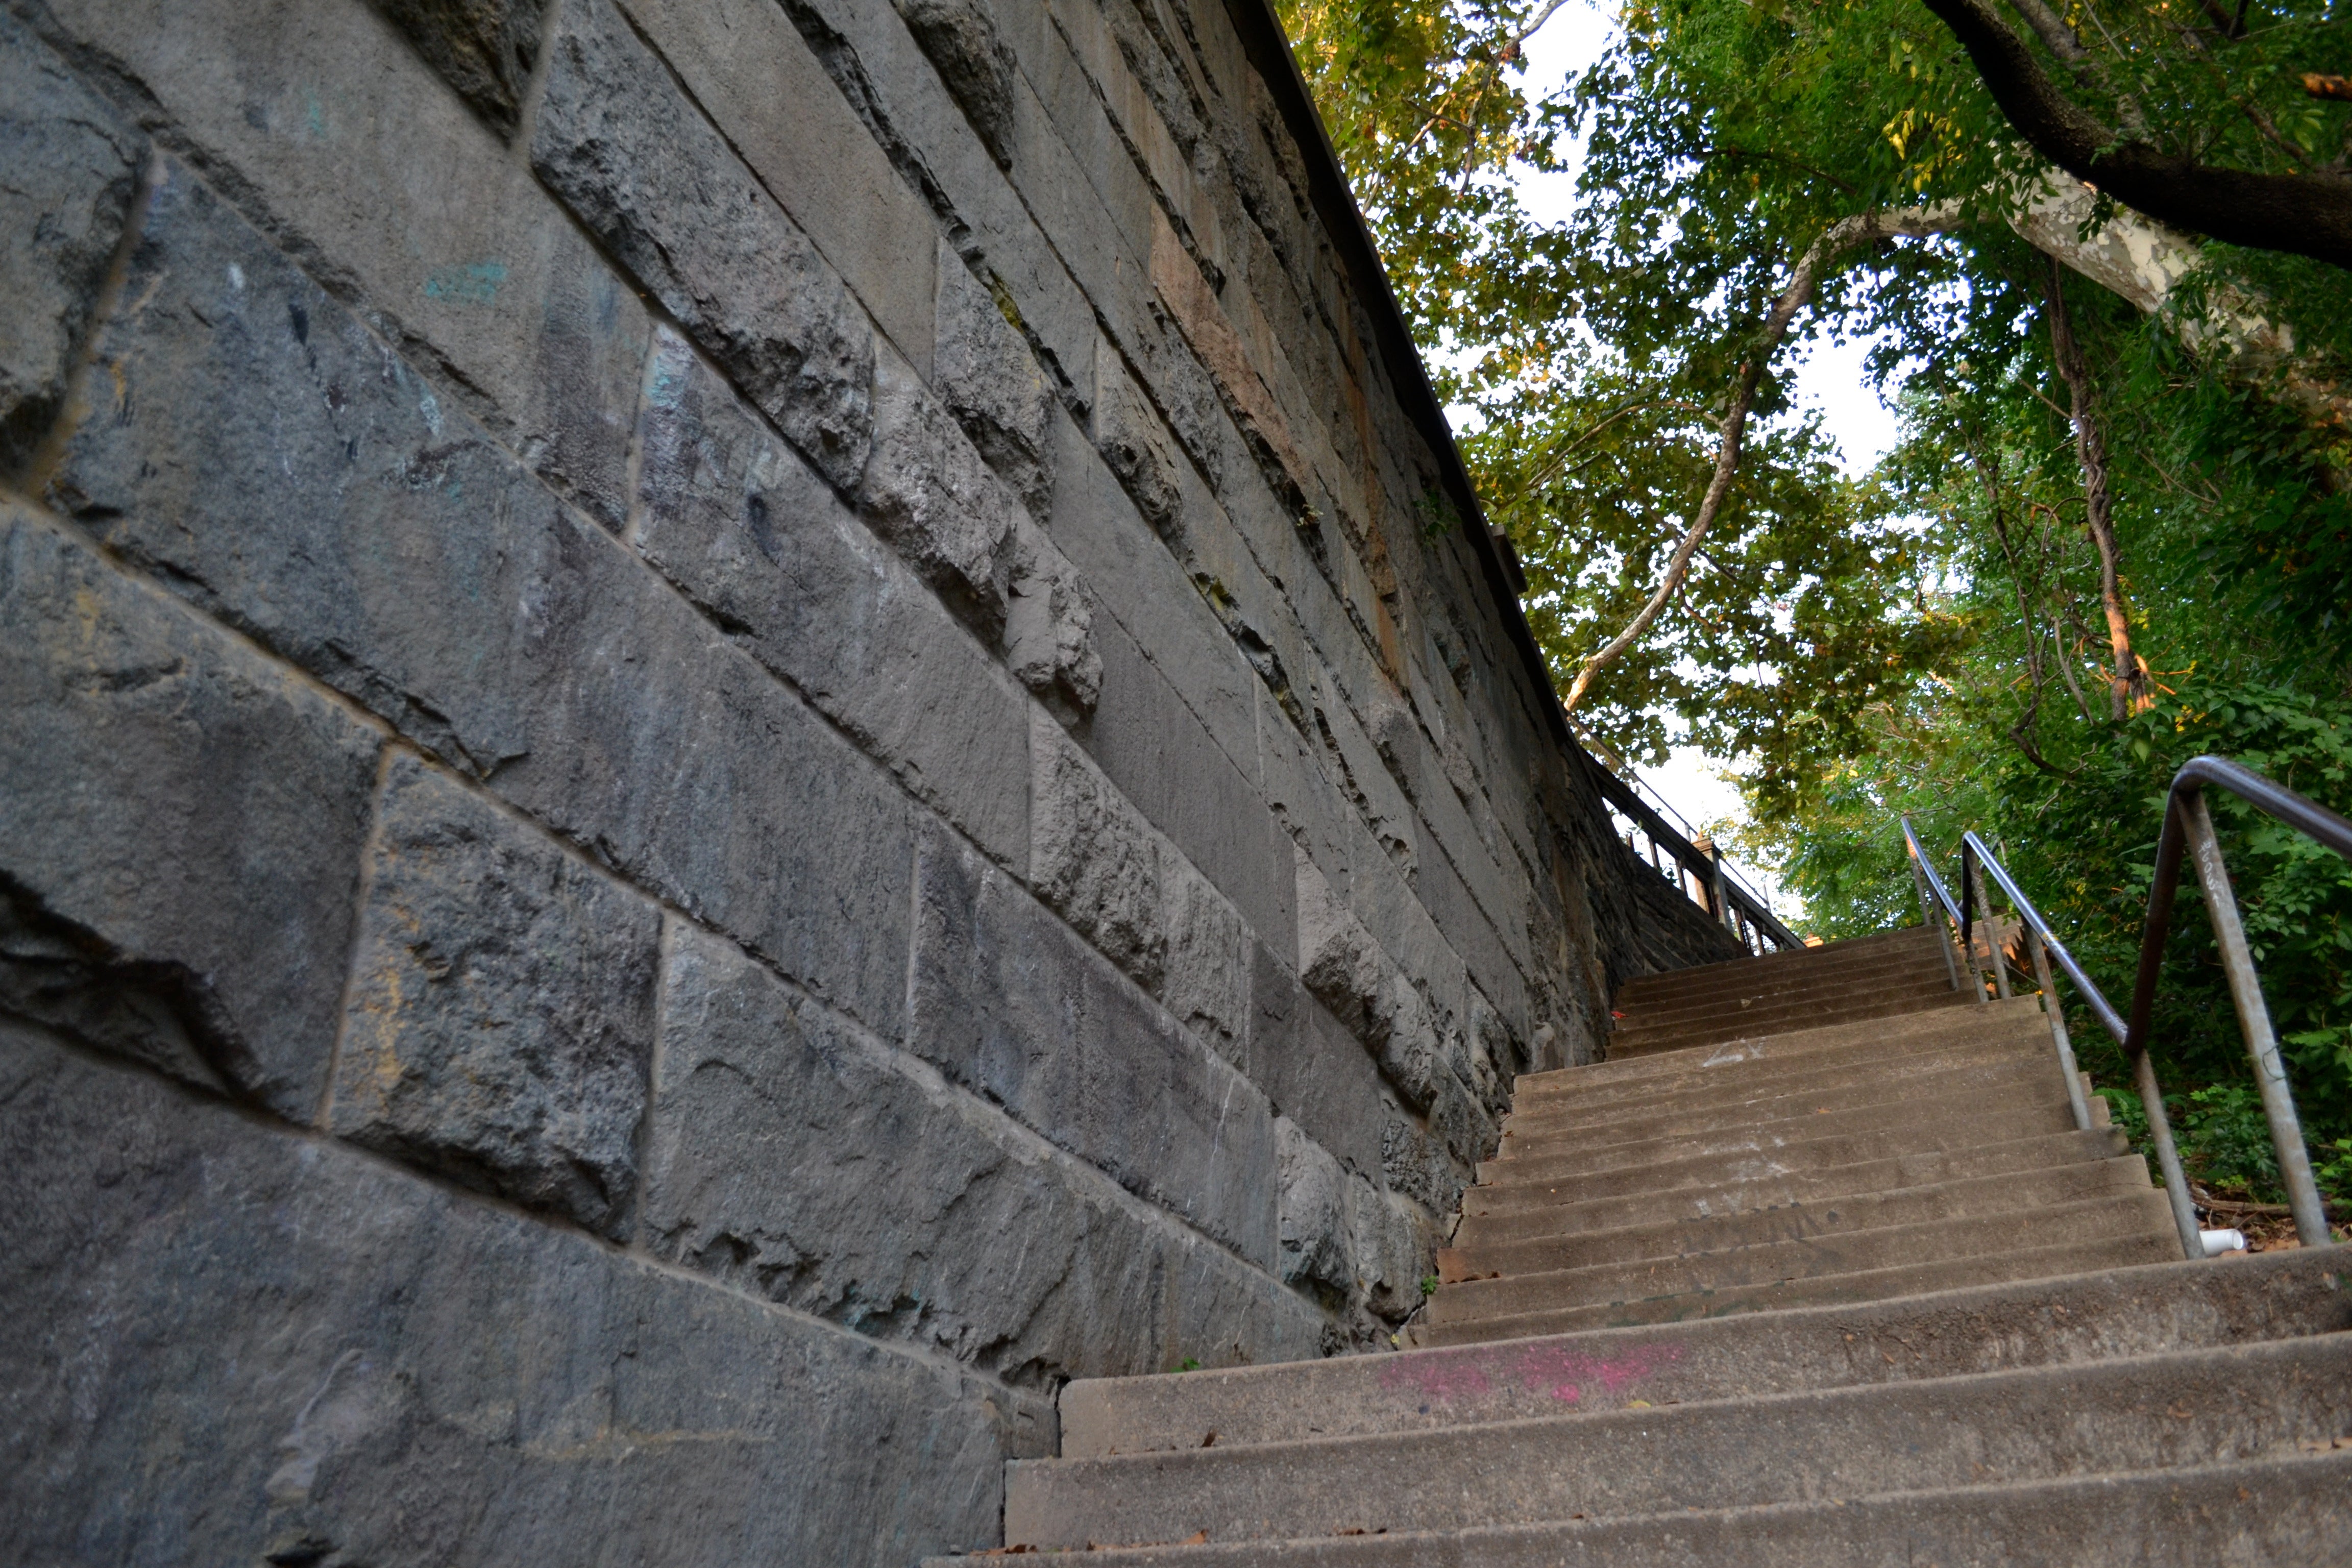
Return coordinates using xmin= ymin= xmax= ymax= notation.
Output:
xmin=1006 ymin=517 xmax=1102 ymax=719
xmin=1043 ymin=407 xmax=1260 ymax=773
xmin=936 ymin=243 xmax=1055 ymax=514
xmin=618 ymin=0 xmax=940 ymax=371
xmin=46 ymin=0 xmax=650 ymax=530
xmin=0 ymin=505 xmax=380 ymax=1118
xmin=0 ymin=1021 xmax=1047 ymax=1566
xmin=898 ymin=0 xmax=1018 ymax=169
xmin=51 ymin=162 xmax=914 ymax=1036
xmin=781 ymin=0 xmax=1098 ymax=403
xmin=1349 ymin=1171 xmax=1434 ymax=1321
xmin=1275 ymin=1116 xmax=1350 ymax=1296
xmin=1294 ymin=850 xmax=1450 ymax=1112
xmin=1030 ymin=713 xmax=1245 ymax=1052
xmin=363 ymin=0 xmax=544 ymax=135
xmin=1240 ymin=943 xmax=1389 ymax=1178
xmin=0 ymin=15 xmax=143 ymax=463
xmin=644 ymin=923 xmax=1321 ymax=1380
xmin=1381 ymin=1105 xmax=1466 ymax=1218
xmin=1091 ymin=339 xmax=1183 ymax=535
xmin=912 ymin=823 xmax=1278 ymax=1268
xmin=333 ymin=755 xmax=660 ymax=1238
xmin=533 ymin=0 xmax=873 ymax=489
xmin=633 ymin=327 xmax=1030 ymax=865
xmin=861 ymin=339 xmax=1022 ymax=636
xmin=1088 ymin=611 xmax=1294 ymax=952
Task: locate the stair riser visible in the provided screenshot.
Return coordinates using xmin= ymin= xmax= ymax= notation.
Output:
xmin=1613 ymin=929 xmax=1941 ymax=1004
xmin=1507 ymin=1025 xmax=2049 ymax=1122
xmin=1422 ymin=1233 xmax=2188 ymax=1344
xmin=1511 ymin=998 xmax=2043 ymax=1096
xmin=1501 ymin=1057 xmax=2064 ymax=1146
xmin=1477 ymin=1100 xmax=2090 ymax=1193
xmin=1429 ymin=1191 xmax=2177 ymax=1320
xmin=1615 ymin=964 xmax=1961 ymax=1029
xmin=1463 ymin=1129 xmax=2131 ymax=1231
xmin=1487 ymin=1097 xmax=2081 ymax=1184
xmin=961 ymin=1451 xmax=2352 ymax=1567
xmin=1608 ymin=990 xmax=1974 ymax=1057
xmin=1448 ymin=1156 xmax=2154 ymax=1268
xmin=1003 ymin=1337 xmax=2352 ymax=1549
xmin=1056 ymin=1251 xmax=2347 ymax=1458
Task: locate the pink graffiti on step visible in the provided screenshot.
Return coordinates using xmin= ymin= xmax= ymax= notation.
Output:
xmin=1377 ymin=1339 xmax=1684 ymax=1407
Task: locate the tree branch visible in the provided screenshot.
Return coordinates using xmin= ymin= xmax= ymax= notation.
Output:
xmin=1920 ymin=0 xmax=2352 ymax=268
xmin=1559 ymin=205 xmax=1962 ymax=714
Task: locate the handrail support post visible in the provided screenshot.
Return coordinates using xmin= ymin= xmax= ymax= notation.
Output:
xmin=2025 ymin=926 xmax=2094 ymax=1132
xmin=2180 ymin=791 xmax=2333 ymax=1248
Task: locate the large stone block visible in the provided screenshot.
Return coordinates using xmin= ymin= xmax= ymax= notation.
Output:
xmin=1043 ymin=405 xmax=1259 ymax=775
xmin=333 ymin=755 xmax=660 ymax=1238
xmin=0 ymin=1020 xmax=1046 ymax=1566
xmin=935 ymin=242 xmax=1055 ymax=515
xmin=1274 ymin=1116 xmax=1350 ymax=1297
xmin=1006 ymin=517 xmax=1104 ymax=720
xmin=533 ymin=0 xmax=873 ymax=489
xmin=0 ymin=505 xmax=380 ymax=1118
xmin=0 ymin=15 xmax=143 ymax=465
xmin=362 ymin=0 xmax=544 ymax=135
xmin=616 ymin=0 xmax=940 ymax=372
xmin=1239 ymin=943 xmax=1389 ymax=1179
xmin=1091 ymin=340 xmax=1184 ymax=536
xmin=633 ymin=326 xmax=1030 ymax=865
xmin=1294 ymin=851 xmax=1450 ymax=1114
xmin=1030 ymin=713 xmax=1246 ymax=1052
xmin=1087 ymin=611 xmax=1294 ymax=953
xmin=44 ymin=0 xmax=651 ymax=531
xmin=51 ymin=161 xmax=914 ymax=1036
xmin=860 ymin=339 xmax=1021 ymax=636
xmin=780 ymin=0 xmax=1098 ymax=406
xmin=644 ymin=922 xmax=1321 ymax=1380
xmin=911 ymin=824 xmax=1278 ymax=1269
xmin=898 ymin=0 xmax=1018 ymax=169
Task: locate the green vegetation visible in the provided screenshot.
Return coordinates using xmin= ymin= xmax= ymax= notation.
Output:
xmin=1280 ymin=0 xmax=2352 ymax=1200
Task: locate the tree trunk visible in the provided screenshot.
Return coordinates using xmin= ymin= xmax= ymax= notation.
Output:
xmin=2042 ymin=259 xmax=2148 ymax=718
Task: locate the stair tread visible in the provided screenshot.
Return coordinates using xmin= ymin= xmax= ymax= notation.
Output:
xmin=1004 ymin=1335 xmax=2352 ymax=1549
xmin=1448 ymin=1154 xmax=2155 ymax=1266
xmin=934 ymin=1449 xmax=2352 ymax=1565
xmin=1055 ymin=1250 xmax=2345 ymax=1457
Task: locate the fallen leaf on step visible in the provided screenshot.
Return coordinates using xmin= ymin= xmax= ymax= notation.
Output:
xmin=1183 ymin=1531 xmax=1209 ymax=1545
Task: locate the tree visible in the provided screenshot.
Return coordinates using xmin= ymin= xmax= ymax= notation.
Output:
xmin=1919 ymin=0 xmax=2352 ymax=267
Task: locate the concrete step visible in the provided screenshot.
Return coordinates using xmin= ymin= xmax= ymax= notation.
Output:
xmin=1476 ymin=1098 xmax=2089 ymax=1196
xmin=1512 ymin=997 xmax=2044 ymax=1099
xmin=1615 ymin=959 xmax=1959 ymax=1030
xmin=1056 ymin=1250 xmax=2348 ymax=1458
xmin=1420 ymin=1231 xmax=2188 ymax=1344
xmin=1612 ymin=928 xmax=1943 ymax=1006
xmin=1448 ymin=1154 xmax=2156 ymax=1269
xmin=1001 ymin=1334 xmax=2352 ymax=1549
xmin=1428 ymin=1190 xmax=2178 ymax=1322
xmin=1489 ymin=1085 xmax=2081 ymax=1184
xmin=942 ymin=1449 xmax=2352 ymax=1565
xmin=1513 ymin=1012 xmax=2045 ymax=1117
xmin=1499 ymin=1025 xmax=2053 ymax=1137
xmin=1607 ymin=984 xmax=1975 ymax=1057
xmin=1464 ymin=1126 xmax=2133 ymax=1230
xmin=1500 ymin=1052 xmax=2065 ymax=1148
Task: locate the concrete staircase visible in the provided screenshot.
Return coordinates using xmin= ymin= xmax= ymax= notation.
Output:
xmin=949 ymin=928 xmax=2352 ymax=1564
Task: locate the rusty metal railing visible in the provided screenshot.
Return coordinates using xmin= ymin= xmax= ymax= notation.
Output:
xmin=1907 ymin=756 xmax=2350 ymax=1260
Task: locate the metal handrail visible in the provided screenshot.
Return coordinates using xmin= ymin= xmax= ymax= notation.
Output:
xmin=1586 ymin=759 xmax=1806 ymax=953
xmin=1905 ymin=756 xmax=2350 ymax=1260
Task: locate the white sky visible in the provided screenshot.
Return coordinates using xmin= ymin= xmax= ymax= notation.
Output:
xmin=1499 ymin=3 xmax=1902 ymax=925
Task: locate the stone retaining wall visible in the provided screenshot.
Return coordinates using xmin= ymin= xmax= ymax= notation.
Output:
xmin=0 ymin=0 xmax=1739 ymax=1559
